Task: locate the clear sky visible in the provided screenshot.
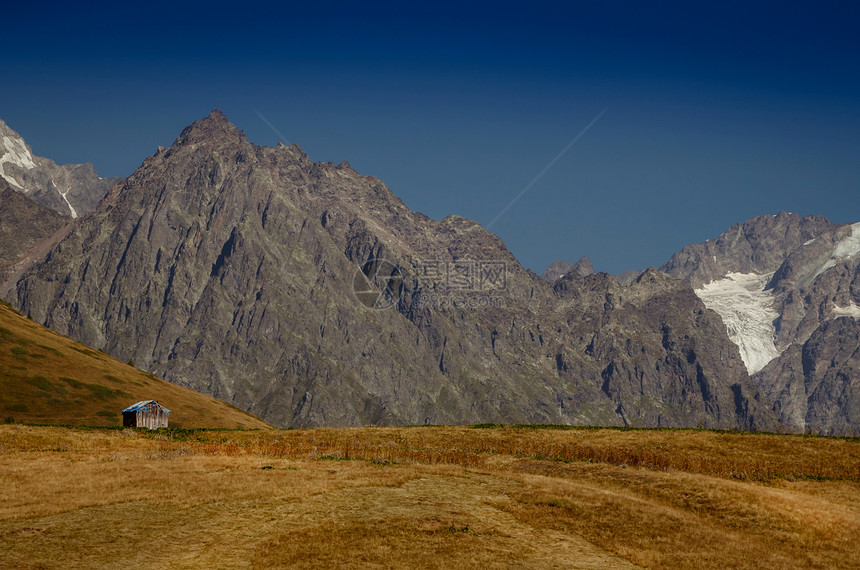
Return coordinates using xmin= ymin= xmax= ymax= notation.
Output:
xmin=3 ymin=1 xmax=859 ymax=274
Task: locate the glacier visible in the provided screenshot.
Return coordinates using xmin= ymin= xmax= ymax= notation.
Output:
xmin=695 ymin=273 xmax=779 ymax=374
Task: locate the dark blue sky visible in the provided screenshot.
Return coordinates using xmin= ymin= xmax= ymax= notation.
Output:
xmin=3 ymin=1 xmax=859 ymax=274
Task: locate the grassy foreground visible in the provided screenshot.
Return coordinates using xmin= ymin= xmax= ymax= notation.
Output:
xmin=0 ymin=301 xmax=269 ymax=429
xmin=0 ymin=424 xmax=857 ymax=569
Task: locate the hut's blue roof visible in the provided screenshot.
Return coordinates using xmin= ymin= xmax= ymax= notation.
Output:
xmin=122 ymin=400 xmax=171 ymax=414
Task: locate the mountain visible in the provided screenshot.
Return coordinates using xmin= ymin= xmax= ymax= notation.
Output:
xmin=661 ymin=212 xmax=860 ymax=433
xmin=661 ymin=212 xmax=842 ymax=290
xmin=0 ymin=118 xmax=118 ymax=218
xmin=5 ymin=110 xmax=773 ymax=430
xmin=541 ymin=257 xmax=594 ymax=282
xmin=0 ymin=299 xmax=270 ymax=428
xmin=540 ymin=258 xmax=642 ymax=287
xmin=612 ymin=269 xmax=645 ymax=287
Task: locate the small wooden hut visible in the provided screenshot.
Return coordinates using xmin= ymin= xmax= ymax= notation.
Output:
xmin=122 ymin=400 xmax=170 ymax=429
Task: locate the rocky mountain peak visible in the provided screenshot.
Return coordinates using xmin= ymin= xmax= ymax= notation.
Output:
xmin=573 ymin=256 xmax=595 ymax=276
xmin=172 ymin=109 xmax=247 ymax=149
xmin=207 ymin=109 xmax=229 ymax=121
xmin=0 ymin=120 xmax=38 ymax=192
xmin=0 ymin=116 xmax=118 ymax=218
xmin=661 ymin=211 xmax=839 ymax=288
xmin=0 ymin=118 xmax=26 ymax=140
xmin=0 ymin=118 xmax=18 ymax=136
xmin=541 ymin=256 xmax=595 ymax=282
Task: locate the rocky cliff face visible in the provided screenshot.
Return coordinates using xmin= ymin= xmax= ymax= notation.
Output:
xmin=8 ymin=111 xmax=774 ymax=429
xmin=0 ymin=181 xmax=68 ymax=287
xmin=548 ymin=268 xmax=769 ymax=429
xmin=757 ymin=317 xmax=860 ymax=434
xmin=0 ymin=118 xmax=118 ymax=218
xmin=661 ymin=212 xmax=860 ymax=433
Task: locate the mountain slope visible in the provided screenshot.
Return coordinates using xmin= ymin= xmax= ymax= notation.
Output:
xmin=0 ymin=181 xmax=69 ymax=287
xmin=0 ymin=118 xmax=118 ymax=218
xmin=0 ymin=300 xmax=270 ymax=428
xmin=7 ymin=111 xmax=774 ymax=430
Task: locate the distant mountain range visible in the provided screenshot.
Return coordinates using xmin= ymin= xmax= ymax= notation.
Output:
xmin=544 ymin=212 xmax=860 ymax=433
xmin=1 ymin=111 xmax=856 ymax=433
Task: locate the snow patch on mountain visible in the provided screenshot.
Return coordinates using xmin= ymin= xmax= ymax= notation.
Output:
xmin=832 ymin=302 xmax=860 ymax=319
xmin=812 ymin=222 xmax=860 ymax=280
xmin=695 ymin=272 xmax=779 ymax=374
xmin=832 ymin=222 xmax=860 ymax=258
xmin=0 ymin=134 xmax=37 ymax=190
xmin=52 ymin=180 xmax=78 ymax=218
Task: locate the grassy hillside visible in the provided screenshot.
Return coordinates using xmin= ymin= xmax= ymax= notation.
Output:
xmin=0 ymin=300 xmax=270 ymax=429
xmin=0 ymin=425 xmax=857 ymax=568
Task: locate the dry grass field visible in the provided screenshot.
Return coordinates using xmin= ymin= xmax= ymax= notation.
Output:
xmin=1 ymin=424 xmax=857 ymax=569
xmin=0 ymin=301 xmax=269 ymax=429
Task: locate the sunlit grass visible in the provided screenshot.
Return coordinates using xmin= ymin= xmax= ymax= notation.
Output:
xmin=1 ymin=424 xmax=857 ymax=569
